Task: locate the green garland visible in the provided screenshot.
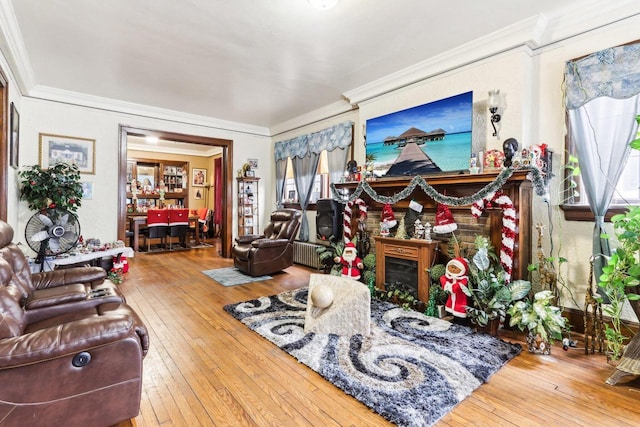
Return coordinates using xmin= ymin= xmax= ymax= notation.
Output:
xmin=330 ymin=166 xmax=547 ymax=206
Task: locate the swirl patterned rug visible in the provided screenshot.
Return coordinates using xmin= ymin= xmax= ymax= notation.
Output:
xmin=223 ymin=287 xmax=521 ymax=427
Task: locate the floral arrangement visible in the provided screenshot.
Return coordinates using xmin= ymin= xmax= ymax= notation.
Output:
xmin=19 ymin=163 xmax=83 ymax=212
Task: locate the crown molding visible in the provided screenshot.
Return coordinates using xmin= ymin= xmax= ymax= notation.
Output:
xmin=27 ymin=85 xmax=271 ymax=137
xmin=0 ymin=0 xmax=35 ymax=94
xmin=269 ymin=100 xmax=355 ymax=137
xmin=343 ymin=15 xmax=546 ymax=107
xmin=343 ymin=1 xmax=640 ymax=108
xmin=539 ymin=0 xmax=640 ymax=46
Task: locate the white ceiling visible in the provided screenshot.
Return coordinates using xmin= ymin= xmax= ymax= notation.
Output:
xmin=3 ymin=0 xmax=638 ymax=133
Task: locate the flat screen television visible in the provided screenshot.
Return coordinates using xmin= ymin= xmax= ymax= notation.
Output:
xmin=365 ymin=91 xmax=473 ymax=178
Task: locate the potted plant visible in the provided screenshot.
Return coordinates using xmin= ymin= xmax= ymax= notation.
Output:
xmin=463 ymin=236 xmax=531 ymax=334
xmin=19 ymin=163 xmax=83 ymax=213
xmin=597 ymin=206 xmax=640 ymax=362
xmin=508 ymin=290 xmax=568 ymax=354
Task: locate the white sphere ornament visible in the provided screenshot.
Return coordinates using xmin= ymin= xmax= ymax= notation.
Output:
xmin=311 ymin=285 xmax=334 ymax=308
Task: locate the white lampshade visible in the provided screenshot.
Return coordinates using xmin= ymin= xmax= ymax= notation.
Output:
xmin=308 ymin=0 xmax=339 ymax=10
xmin=488 ymin=90 xmax=501 ymax=110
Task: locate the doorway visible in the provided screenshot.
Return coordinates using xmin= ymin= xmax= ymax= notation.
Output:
xmin=0 ymin=66 xmax=8 ymax=221
xmin=118 ymin=126 xmax=234 ymax=257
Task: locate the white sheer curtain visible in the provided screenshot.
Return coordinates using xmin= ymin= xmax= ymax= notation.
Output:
xmin=564 ymin=42 xmax=640 ymax=282
xmin=327 ymin=147 xmax=349 ymax=185
xmin=567 ymin=95 xmax=640 ymax=275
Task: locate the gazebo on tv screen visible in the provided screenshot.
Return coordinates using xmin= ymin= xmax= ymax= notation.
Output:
xmin=365 ymin=91 xmax=473 ymax=178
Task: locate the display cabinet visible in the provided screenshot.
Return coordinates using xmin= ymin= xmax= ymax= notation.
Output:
xmin=126 ymin=158 xmax=189 ymax=212
xmin=237 ymin=177 xmax=260 ymax=236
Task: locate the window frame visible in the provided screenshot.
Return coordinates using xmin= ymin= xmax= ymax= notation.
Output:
xmin=561 ymin=115 xmax=640 ymax=222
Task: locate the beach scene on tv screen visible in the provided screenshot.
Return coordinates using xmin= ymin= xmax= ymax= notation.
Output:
xmin=366 ymin=91 xmax=473 ymax=178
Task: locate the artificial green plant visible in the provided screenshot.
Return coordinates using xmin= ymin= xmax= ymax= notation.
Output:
xmin=463 ymin=236 xmax=531 ymax=327
xmin=508 ymin=290 xmax=568 ymax=344
xmin=597 ymin=206 xmax=640 ymax=360
xmin=19 ymin=163 xmax=83 ymax=213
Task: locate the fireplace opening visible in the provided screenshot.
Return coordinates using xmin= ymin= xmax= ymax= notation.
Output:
xmin=384 ymin=256 xmax=419 ymax=299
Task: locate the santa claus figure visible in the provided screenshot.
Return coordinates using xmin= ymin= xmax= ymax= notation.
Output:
xmin=334 ymin=242 xmax=364 ymax=280
xmin=440 ymin=257 xmax=469 ymax=318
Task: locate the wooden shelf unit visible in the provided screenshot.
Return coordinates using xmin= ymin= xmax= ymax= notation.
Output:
xmin=237 ymin=177 xmax=260 ymax=236
xmin=126 ymin=158 xmax=189 ymax=213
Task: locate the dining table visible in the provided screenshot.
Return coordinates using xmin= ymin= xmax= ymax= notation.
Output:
xmin=128 ymin=213 xmax=200 ymax=252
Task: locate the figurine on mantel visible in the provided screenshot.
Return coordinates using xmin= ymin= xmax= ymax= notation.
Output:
xmin=380 ymin=222 xmax=390 ymax=237
xmin=379 ymin=203 xmax=397 ymax=237
xmin=413 ymin=219 xmax=425 ymax=239
xmin=424 ymin=222 xmax=432 ymax=242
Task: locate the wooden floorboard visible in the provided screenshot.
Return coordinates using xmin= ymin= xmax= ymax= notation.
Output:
xmin=114 ymin=243 xmax=640 ymax=426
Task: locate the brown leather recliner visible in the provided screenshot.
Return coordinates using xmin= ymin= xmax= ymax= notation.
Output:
xmin=0 ymin=287 xmax=149 ymax=427
xmin=0 ymin=220 xmax=149 ymax=427
xmin=233 ymin=209 xmax=301 ymax=276
xmin=0 ymin=221 xmax=125 ymax=323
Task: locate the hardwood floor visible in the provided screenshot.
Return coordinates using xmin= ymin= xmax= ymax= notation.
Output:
xmin=116 ymin=245 xmax=640 ymax=426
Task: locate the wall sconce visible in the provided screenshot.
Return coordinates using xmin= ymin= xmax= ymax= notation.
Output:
xmin=488 ymin=90 xmax=504 ymax=139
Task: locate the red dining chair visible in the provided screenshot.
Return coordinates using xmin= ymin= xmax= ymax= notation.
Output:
xmin=197 ymin=207 xmax=211 ymax=240
xmin=168 ymin=208 xmax=190 ymax=249
xmin=143 ymin=209 xmax=169 ymax=251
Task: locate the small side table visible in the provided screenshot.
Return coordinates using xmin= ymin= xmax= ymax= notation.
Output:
xmin=31 ymin=247 xmax=134 ymax=272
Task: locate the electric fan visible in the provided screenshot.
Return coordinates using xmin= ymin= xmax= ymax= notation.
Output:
xmin=25 ymin=208 xmax=81 ymax=267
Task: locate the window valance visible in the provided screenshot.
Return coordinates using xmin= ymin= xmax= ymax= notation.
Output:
xmin=274 ymin=121 xmax=353 ymax=161
xmin=564 ymin=41 xmax=640 ymax=110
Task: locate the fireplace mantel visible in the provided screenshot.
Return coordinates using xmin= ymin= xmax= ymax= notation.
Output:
xmin=335 ymin=170 xmax=533 ymax=280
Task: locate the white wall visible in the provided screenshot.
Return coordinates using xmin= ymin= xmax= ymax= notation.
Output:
xmin=530 ymin=18 xmax=640 ymax=319
xmin=15 ymin=97 xmax=272 ymax=248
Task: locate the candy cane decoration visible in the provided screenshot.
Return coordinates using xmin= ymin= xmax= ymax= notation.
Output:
xmin=471 ymin=191 xmax=516 ymax=282
xmin=343 ymin=198 xmax=367 ymax=242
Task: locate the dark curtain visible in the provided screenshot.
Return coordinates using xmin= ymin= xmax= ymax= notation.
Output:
xmin=214 ymin=157 xmax=222 ymax=226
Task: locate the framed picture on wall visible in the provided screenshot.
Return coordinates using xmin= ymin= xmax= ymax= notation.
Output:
xmin=192 ymin=168 xmax=207 ymax=186
xmin=194 ymin=188 xmax=203 ymax=200
xmin=39 ymin=133 xmax=96 ymax=174
xmin=81 ymin=182 xmax=94 ymax=200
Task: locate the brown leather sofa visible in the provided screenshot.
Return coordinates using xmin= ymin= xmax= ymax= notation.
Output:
xmin=233 ymin=209 xmax=301 ymax=276
xmin=0 ymin=220 xmax=149 ymax=426
xmin=0 ymin=221 xmax=125 ymax=323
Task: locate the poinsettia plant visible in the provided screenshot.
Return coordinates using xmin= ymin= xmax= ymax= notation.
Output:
xmin=19 ymin=163 xmax=83 ymax=212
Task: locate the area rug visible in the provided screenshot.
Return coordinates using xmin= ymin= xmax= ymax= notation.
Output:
xmin=224 ymin=287 xmax=521 ymax=427
xmin=202 ymin=267 xmax=271 ymax=287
